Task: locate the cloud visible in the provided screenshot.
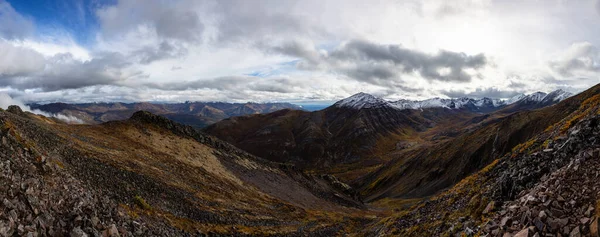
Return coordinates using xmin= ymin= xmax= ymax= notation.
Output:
xmin=146 ymin=76 xmax=305 ymax=94
xmin=271 ymin=39 xmax=488 ymax=85
xmin=0 ymin=92 xmax=83 ymax=124
xmin=0 ymin=41 xmax=142 ymax=91
xmin=441 ymin=87 xmax=522 ymax=99
xmin=132 ymin=41 xmax=188 ymax=64
xmin=95 ymin=0 xmax=204 ymax=43
xmin=0 ymin=0 xmax=598 ymax=104
xmin=549 ymin=42 xmax=600 ymax=77
xmin=0 ymin=2 xmax=35 ymax=40
xmin=0 ymin=41 xmax=46 ymax=76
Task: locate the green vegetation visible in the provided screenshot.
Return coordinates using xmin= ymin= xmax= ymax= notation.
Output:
xmin=134 ymin=195 xmax=152 ymax=210
xmin=559 ymin=94 xmax=600 ymax=134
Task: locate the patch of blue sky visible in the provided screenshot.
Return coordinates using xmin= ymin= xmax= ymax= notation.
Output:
xmin=7 ymin=0 xmax=112 ymax=45
xmin=244 ymin=60 xmax=300 ymax=78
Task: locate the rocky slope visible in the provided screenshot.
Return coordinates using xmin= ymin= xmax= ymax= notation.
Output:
xmin=0 ymin=106 xmax=370 ymax=236
xmin=368 ymin=85 xmax=600 ymax=236
xmin=356 ymin=87 xmax=585 ymax=201
xmin=30 ymin=102 xmax=302 ymax=128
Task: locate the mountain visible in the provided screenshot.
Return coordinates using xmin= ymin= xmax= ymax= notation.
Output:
xmin=29 ymin=101 xmax=302 ymax=128
xmin=333 ymin=92 xmax=395 ymax=109
xmin=0 ymin=106 xmax=371 ymax=236
xmin=370 ymin=84 xmax=600 ymax=236
xmin=334 ymin=89 xmax=571 ymax=113
xmin=205 ymin=90 xmax=572 ymax=183
xmin=498 ymin=90 xmax=573 ymax=113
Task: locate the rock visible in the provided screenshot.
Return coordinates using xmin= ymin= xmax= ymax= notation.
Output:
xmin=91 ymin=216 xmax=101 ymax=230
xmin=533 ymin=218 xmax=545 ymax=232
xmin=569 ymin=200 xmax=577 ymax=206
xmin=502 ymin=217 xmax=513 ymax=227
xmin=581 ymin=217 xmax=590 ymax=225
xmin=586 ymin=206 xmax=595 ymax=217
xmin=513 ymin=226 xmax=533 ymax=237
xmin=548 ymin=218 xmax=560 ymax=231
xmin=591 ymin=218 xmax=599 ymax=237
xmin=539 ymin=210 xmax=548 ymax=221
xmin=70 ymin=227 xmax=88 ymax=237
xmin=6 ymin=105 xmax=24 ymax=116
xmin=483 ymin=201 xmax=496 ymax=214
xmin=107 ymin=224 xmax=120 ymax=237
xmin=570 ymin=226 xmax=581 ymax=237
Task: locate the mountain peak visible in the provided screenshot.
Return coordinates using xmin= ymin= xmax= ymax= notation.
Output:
xmin=334 ymin=92 xmax=391 ymax=109
xmin=543 ymin=89 xmax=573 ymax=103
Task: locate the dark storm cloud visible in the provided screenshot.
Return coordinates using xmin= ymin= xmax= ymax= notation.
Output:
xmin=441 ymin=87 xmax=522 ymax=99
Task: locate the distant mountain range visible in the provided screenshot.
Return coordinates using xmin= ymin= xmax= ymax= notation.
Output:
xmin=28 ymin=90 xmax=572 ymax=129
xmin=29 ymin=101 xmax=302 ymax=128
xmin=335 ymin=89 xmax=572 ymax=113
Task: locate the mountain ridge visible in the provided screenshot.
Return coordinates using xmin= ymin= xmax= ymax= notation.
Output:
xmin=334 ymin=89 xmax=572 ymax=112
xmin=29 ymin=101 xmax=302 ymax=128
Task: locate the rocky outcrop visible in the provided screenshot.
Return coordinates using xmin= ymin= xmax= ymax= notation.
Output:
xmin=482 ymin=117 xmax=600 ymax=236
xmin=6 ymin=105 xmax=25 ymax=116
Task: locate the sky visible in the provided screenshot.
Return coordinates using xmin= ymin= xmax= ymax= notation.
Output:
xmin=0 ymin=0 xmax=599 ymax=104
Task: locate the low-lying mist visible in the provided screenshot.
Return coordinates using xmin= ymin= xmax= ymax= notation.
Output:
xmin=0 ymin=93 xmax=84 ymax=124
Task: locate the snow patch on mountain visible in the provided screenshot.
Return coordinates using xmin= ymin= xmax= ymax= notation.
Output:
xmin=334 ymin=92 xmax=392 ymax=109
xmin=335 ymin=90 xmax=573 ymax=111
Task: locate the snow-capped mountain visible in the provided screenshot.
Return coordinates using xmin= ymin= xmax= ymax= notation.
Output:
xmin=520 ymin=92 xmax=548 ymax=103
xmin=392 ymin=97 xmax=505 ymax=112
xmin=506 ymin=94 xmax=527 ymax=104
xmin=541 ymin=89 xmax=573 ymax=104
xmin=335 ymin=90 xmax=573 ymax=112
xmin=333 ymin=92 xmax=393 ymax=109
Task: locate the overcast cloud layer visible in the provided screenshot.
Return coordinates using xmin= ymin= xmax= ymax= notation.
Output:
xmin=0 ymin=0 xmax=599 ymax=104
